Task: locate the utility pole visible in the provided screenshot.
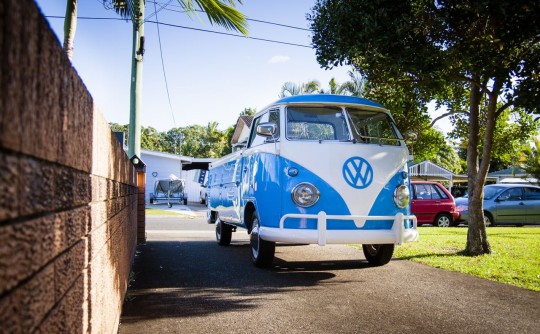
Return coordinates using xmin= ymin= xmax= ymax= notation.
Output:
xmin=128 ymin=0 xmax=145 ymax=158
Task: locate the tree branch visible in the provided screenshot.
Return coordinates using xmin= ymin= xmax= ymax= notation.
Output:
xmin=430 ymin=110 xmax=469 ymax=127
xmin=495 ymin=100 xmax=513 ymax=118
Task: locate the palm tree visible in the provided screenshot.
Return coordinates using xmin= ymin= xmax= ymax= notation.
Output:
xmin=62 ymin=0 xmax=248 ymax=60
xmin=279 ymin=80 xmax=321 ymax=97
xmin=523 ymin=138 xmax=540 ymax=181
xmin=318 ymin=78 xmax=345 ymax=95
xmin=340 ymin=70 xmax=367 ymax=97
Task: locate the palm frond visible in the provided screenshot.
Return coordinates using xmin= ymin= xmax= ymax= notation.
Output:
xmin=188 ymin=0 xmax=248 ymax=35
xmin=110 ymin=0 xmax=137 ymax=20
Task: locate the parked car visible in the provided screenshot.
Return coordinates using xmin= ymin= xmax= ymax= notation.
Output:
xmin=411 ymin=181 xmax=460 ymax=227
xmin=199 ymin=183 xmax=208 ymax=205
xmin=455 ymin=184 xmax=540 ymax=226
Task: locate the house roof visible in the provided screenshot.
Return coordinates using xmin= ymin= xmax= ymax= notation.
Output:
xmin=231 ymin=115 xmax=254 ymax=145
xmin=141 ymin=149 xmax=192 ymax=163
xmin=488 ymin=167 xmax=527 ymax=176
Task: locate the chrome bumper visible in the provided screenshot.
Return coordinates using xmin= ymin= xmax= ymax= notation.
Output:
xmin=259 ymin=212 xmax=418 ymax=246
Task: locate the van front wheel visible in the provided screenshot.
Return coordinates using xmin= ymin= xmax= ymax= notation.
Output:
xmin=216 ymin=219 xmax=232 ymax=246
xmin=250 ymin=212 xmax=275 ymax=268
xmin=362 ymin=244 xmax=394 ymax=266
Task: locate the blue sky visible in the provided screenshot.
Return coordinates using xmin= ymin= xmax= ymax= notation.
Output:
xmin=34 ymin=0 xmax=451 ymax=133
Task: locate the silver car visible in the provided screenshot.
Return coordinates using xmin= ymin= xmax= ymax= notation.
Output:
xmin=455 ymin=184 xmax=540 ymax=226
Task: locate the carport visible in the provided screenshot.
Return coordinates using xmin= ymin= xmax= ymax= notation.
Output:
xmin=408 ymin=160 xmax=496 ymax=194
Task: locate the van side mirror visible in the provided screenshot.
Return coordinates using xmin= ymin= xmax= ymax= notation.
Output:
xmin=257 ymin=122 xmax=277 ymax=137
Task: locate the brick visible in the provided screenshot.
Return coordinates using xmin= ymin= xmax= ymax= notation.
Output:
xmin=18 ymin=158 xmax=56 ymax=216
xmin=36 ymin=275 xmax=85 ymax=334
xmin=0 ymin=151 xmax=19 ymax=222
xmin=90 ymin=175 xmax=108 ymax=203
xmin=34 ymin=13 xmax=62 ymax=163
xmin=20 ymin=3 xmax=50 ymax=161
xmin=74 ymin=172 xmax=91 ymax=206
xmin=19 ymin=265 xmax=55 ymax=333
xmin=0 ymin=291 xmax=21 ymax=334
xmin=54 ymin=166 xmax=75 ymax=210
xmin=0 ymin=0 xmax=22 ymax=151
xmin=55 ymin=207 xmax=90 ymax=254
xmin=0 ymin=216 xmax=55 ymax=295
xmin=89 ymin=222 xmax=108 ymax=261
xmin=55 ymin=239 xmax=86 ymax=301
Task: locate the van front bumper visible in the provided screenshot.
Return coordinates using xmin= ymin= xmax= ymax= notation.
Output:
xmin=259 ymin=212 xmax=418 ymax=246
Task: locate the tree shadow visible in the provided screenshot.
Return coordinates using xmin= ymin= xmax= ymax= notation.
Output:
xmin=119 ymin=239 xmax=372 ymax=323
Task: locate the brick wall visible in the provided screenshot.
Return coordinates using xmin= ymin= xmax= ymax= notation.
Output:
xmin=0 ymin=1 xmax=139 ymax=333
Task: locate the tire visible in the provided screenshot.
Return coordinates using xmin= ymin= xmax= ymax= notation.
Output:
xmin=216 ymin=219 xmax=232 ymax=246
xmin=484 ymin=213 xmax=495 ymax=227
xmin=200 ymin=194 xmax=206 ymax=205
xmin=362 ymin=244 xmax=394 ymax=266
xmin=183 ymin=197 xmax=188 ymax=205
xmin=167 ymin=203 xmax=172 ymax=208
xmin=250 ymin=212 xmax=275 ymax=268
xmin=434 ymin=213 xmax=453 ymax=227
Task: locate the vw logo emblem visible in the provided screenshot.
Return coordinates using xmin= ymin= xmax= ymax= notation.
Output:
xmin=342 ymin=157 xmax=373 ymax=189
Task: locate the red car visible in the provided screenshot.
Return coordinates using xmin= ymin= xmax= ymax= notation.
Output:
xmin=411 ymin=181 xmax=460 ymax=227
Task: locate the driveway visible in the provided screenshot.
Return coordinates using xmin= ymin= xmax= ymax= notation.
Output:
xmin=118 ymin=205 xmax=539 ymax=333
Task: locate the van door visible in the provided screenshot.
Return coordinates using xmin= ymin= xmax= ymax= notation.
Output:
xmin=240 ymin=109 xmax=281 ymax=228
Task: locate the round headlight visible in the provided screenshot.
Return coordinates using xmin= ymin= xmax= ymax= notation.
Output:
xmin=292 ymin=183 xmax=320 ymax=207
xmin=394 ymin=185 xmax=410 ymax=208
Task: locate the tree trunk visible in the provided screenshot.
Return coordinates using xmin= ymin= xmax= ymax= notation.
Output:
xmin=465 ymin=77 xmax=491 ymax=256
xmin=465 ymin=77 xmax=503 ymax=256
xmin=63 ymin=0 xmax=77 ymax=60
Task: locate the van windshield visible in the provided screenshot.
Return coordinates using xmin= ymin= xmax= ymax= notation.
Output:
xmin=285 ymin=106 xmax=402 ymax=145
xmin=346 ymin=108 xmax=402 ymax=145
xmin=286 ymin=106 xmax=350 ymax=141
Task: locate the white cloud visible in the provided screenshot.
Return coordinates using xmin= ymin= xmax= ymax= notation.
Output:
xmin=268 ymin=55 xmax=291 ymax=64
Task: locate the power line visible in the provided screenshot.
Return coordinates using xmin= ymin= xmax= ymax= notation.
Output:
xmin=152 ymin=4 xmax=311 ymax=32
xmin=146 ymin=0 xmax=175 ymax=21
xmin=45 ymin=15 xmax=312 ymax=48
xmin=145 ymin=20 xmax=312 ymax=48
xmin=46 ymin=15 xmax=128 ymax=21
xmin=152 ymin=0 xmax=177 ymax=127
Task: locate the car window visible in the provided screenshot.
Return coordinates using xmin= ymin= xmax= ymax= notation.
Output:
xmin=431 ymin=184 xmax=449 ymax=199
xmin=414 ymin=184 xmax=432 ymax=200
xmin=430 ymin=185 xmax=442 ymax=199
xmin=500 ymin=188 xmax=523 ymax=201
xmin=484 ymin=186 xmax=504 ymax=200
xmin=523 ymin=187 xmax=540 ymax=200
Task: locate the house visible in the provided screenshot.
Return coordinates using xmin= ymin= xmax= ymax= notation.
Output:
xmin=140 ymin=149 xmax=214 ymax=204
xmin=230 ymin=115 xmax=253 ymax=151
xmin=488 ymin=167 xmax=538 ymax=184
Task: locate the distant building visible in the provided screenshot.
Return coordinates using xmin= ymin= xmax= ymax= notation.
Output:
xmin=140 ymin=149 xmax=214 ymax=203
xmin=488 ymin=167 xmax=538 ymax=184
xmin=230 ymin=115 xmax=253 ymax=151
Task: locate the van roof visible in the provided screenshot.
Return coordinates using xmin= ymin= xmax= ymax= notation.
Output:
xmin=271 ymin=94 xmax=385 ymax=109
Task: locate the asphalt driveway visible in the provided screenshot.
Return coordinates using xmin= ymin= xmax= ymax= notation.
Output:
xmin=118 ymin=206 xmax=539 ymax=334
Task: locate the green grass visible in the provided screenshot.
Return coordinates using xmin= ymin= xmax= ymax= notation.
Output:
xmin=391 ymin=227 xmax=540 ymax=291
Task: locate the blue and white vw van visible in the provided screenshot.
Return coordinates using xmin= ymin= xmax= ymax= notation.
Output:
xmin=207 ymin=95 xmax=418 ymax=267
